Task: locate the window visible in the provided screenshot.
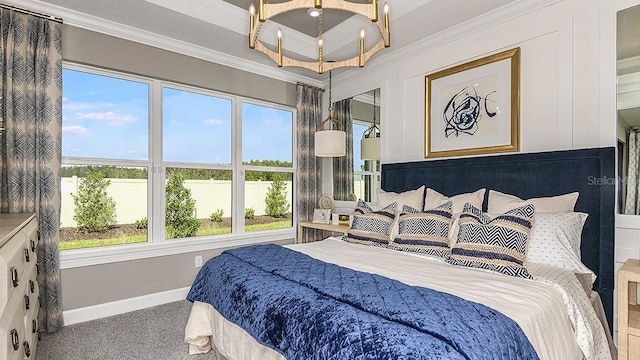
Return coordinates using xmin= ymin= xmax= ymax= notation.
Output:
xmin=163 ymin=86 xmax=233 ymax=239
xmin=61 ymin=66 xmax=150 ymax=250
xmin=242 ymin=102 xmax=294 ymax=231
xmin=61 ymin=64 xmax=295 ymax=256
xmin=353 ymin=120 xmax=380 ymax=202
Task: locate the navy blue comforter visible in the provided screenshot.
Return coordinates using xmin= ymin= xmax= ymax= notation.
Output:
xmin=187 ymin=244 xmax=539 ymax=360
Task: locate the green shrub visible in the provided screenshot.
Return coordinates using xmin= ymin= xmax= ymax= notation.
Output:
xmin=265 ymin=177 xmax=289 ymax=217
xmin=135 ymin=217 xmax=148 ymax=229
xmin=72 ymin=169 xmax=116 ymax=232
xmin=165 ymin=173 xmax=200 ymax=238
xmin=209 ymin=209 xmax=224 ymax=222
xmin=245 ymin=207 xmax=255 ymax=219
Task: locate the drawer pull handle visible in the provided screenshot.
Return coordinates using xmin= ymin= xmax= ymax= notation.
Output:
xmin=29 ymin=280 xmax=35 ymax=293
xmin=32 ymin=319 xmax=37 ymax=334
xmin=11 ymin=266 xmax=19 ymax=287
xmin=25 ymin=294 xmax=30 ymax=310
xmin=24 ymin=248 xmax=30 ymax=262
xmin=30 ymin=239 xmax=36 ymax=253
xmin=36 ymin=262 xmax=41 ymax=274
xmin=10 ymin=329 xmax=19 ymax=350
xmin=23 ymin=341 xmax=31 ymax=357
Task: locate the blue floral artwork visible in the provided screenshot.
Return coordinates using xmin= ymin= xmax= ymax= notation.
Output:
xmin=443 ymin=86 xmax=497 ymax=138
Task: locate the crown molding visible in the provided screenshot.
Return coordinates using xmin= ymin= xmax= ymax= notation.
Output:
xmin=144 ymin=0 xmax=318 ymax=59
xmin=619 ymin=54 xmax=640 ymax=71
xmin=6 ymin=0 xmax=323 ymax=86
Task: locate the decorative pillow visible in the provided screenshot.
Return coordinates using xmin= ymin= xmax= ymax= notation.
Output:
xmin=526 ymin=212 xmax=595 ymax=287
xmin=446 ymin=203 xmax=535 ymax=279
xmin=390 ymin=201 xmax=453 ymax=261
xmin=344 ymin=202 xmax=397 ymax=247
xmin=424 ymin=188 xmax=485 ymax=214
xmin=487 ymin=190 xmax=579 ymax=213
xmin=377 ymin=185 xmax=425 ymax=213
xmin=354 ymin=198 xmax=374 ymax=215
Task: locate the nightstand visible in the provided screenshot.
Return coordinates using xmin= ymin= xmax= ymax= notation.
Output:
xmin=297 ymin=221 xmax=350 ymax=244
xmin=618 ymin=258 xmax=640 ymax=360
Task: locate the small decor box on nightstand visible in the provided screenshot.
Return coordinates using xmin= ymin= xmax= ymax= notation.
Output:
xmin=618 ymin=258 xmax=640 ymax=360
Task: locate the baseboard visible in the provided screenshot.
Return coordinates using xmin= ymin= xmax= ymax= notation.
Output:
xmin=63 ymin=286 xmax=191 ymax=325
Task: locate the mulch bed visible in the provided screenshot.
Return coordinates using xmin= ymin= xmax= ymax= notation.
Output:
xmin=59 ymin=214 xmax=291 ymax=242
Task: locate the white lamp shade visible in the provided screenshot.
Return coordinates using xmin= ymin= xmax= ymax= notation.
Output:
xmin=315 ymin=130 xmax=346 ymax=157
xmin=360 ymin=137 xmax=380 ymax=160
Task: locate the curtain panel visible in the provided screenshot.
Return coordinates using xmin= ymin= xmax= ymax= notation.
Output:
xmin=0 ymin=9 xmax=64 ymax=332
xmin=295 ymin=85 xmax=323 ymax=242
xmin=332 ymin=98 xmax=355 ymax=201
xmin=625 ymin=130 xmax=640 ymax=215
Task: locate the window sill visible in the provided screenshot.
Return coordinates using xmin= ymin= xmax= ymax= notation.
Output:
xmin=60 ymin=228 xmax=296 ymax=269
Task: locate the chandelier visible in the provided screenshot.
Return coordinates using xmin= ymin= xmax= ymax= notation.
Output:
xmin=248 ymin=0 xmax=390 ymax=74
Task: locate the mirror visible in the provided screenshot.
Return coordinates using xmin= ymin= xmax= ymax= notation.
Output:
xmin=617 ymin=4 xmax=640 ymax=214
xmin=333 ymin=88 xmax=381 ymax=202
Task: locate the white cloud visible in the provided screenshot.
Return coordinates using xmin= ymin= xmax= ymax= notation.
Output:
xmin=75 ymin=111 xmax=138 ymax=126
xmin=202 ymin=118 xmax=225 ymax=125
xmin=62 ymin=125 xmax=90 ymax=136
xmin=63 ymin=101 xmax=114 ymax=111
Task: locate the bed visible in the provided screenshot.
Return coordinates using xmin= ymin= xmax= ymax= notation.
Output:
xmin=184 ymin=147 xmax=616 ymax=360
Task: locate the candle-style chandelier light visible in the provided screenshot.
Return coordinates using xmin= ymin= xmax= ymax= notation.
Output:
xmin=248 ymin=0 xmax=390 ymax=74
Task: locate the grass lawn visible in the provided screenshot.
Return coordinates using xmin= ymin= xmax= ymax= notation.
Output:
xmin=59 ymin=219 xmax=292 ymax=250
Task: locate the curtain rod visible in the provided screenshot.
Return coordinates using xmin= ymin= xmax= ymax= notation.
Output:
xmin=0 ymin=3 xmax=63 ymax=23
xmin=296 ymin=82 xmax=325 ymax=92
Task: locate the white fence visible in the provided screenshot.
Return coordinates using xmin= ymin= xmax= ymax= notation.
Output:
xmin=60 ymin=177 xmax=293 ymax=228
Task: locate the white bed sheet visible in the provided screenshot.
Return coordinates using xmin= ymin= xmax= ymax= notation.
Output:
xmin=185 ymin=237 xmax=613 ymax=360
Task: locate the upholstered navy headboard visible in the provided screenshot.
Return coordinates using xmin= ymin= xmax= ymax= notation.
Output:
xmin=381 ymin=147 xmax=615 ymax=329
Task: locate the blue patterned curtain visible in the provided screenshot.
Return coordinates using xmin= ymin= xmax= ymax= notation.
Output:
xmin=332 ymin=98 xmax=355 ymax=201
xmin=296 ymin=84 xmax=323 ymax=242
xmin=625 ymin=130 xmax=640 ymax=214
xmin=0 ymin=9 xmax=63 ymax=332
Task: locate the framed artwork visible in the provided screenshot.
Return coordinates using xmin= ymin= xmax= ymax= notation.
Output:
xmin=425 ymin=47 xmax=520 ymax=158
xmin=312 ymin=208 xmax=331 ymax=224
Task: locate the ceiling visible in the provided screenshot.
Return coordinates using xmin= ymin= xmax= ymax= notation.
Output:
xmin=9 ymin=0 xmax=522 ymax=83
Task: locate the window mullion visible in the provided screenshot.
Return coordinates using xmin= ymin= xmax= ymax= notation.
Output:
xmin=233 ymin=97 xmax=244 ymax=234
xmin=151 ymin=79 xmax=164 ymax=243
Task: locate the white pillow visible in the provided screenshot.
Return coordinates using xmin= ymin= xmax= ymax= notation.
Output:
xmin=488 ymin=190 xmax=579 ymax=213
xmin=424 ymin=188 xmax=485 ymax=214
xmin=377 ymin=185 xmax=425 ymax=212
xmin=526 ymin=212 xmax=595 ymax=287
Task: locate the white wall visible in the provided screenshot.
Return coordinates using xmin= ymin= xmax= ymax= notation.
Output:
xmin=60 ymin=177 xmax=294 ymax=227
xmin=327 ymin=0 xmax=640 ymax=333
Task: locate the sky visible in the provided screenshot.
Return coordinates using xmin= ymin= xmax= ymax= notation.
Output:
xmin=62 ymin=68 xmax=293 ymax=165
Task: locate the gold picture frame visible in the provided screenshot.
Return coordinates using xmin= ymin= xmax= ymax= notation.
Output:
xmin=425 ymin=47 xmax=520 ymax=158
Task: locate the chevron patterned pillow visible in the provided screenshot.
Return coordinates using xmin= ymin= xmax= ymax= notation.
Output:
xmin=446 ymin=203 xmax=535 ymax=279
xmin=390 ymin=201 xmax=453 ymax=260
xmin=344 ymin=202 xmax=397 ymax=247
xmin=354 ymin=198 xmax=374 ymax=215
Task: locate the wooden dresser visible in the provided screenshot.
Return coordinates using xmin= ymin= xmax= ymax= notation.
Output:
xmin=0 ymin=213 xmax=39 ymax=360
xmin=618 ymin=258 xmax=640 ymax=360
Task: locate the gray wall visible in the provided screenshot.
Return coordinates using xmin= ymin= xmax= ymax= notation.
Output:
xmin=61 ymin=25 xmax=296 ymax=311
xmin=62 ymin=26 xmax=297 ymax=107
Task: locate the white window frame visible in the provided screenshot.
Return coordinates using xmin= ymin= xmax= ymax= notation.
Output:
xmin=60 ymin=62 xmax=296 ymax=269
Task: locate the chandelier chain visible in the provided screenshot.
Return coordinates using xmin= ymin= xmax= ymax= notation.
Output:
xmin=373 ymin=89 xmax=376 ymax=124
xmin=328 ymin=70 xmax=332 ymax=113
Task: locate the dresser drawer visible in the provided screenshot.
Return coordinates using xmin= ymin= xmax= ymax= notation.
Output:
xmin=0 ymin=231 xmax=30 ymax=314
xmin=0 ymin=273 xmax=30 ymax=360
xmin=0 ymin=215 xmax=37 ymax=314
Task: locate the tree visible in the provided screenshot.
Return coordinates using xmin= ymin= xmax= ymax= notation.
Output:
xmin=165 ymin=173 xmax=200 ymax=238
xmin=265 ymin=176 xmax=289 ymax=217
xmin=72 ymin=169 xmax=116 ymax=232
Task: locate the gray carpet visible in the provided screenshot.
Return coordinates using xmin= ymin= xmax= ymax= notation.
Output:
xmin=37 ymin=300 xmax=218 ymax=360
